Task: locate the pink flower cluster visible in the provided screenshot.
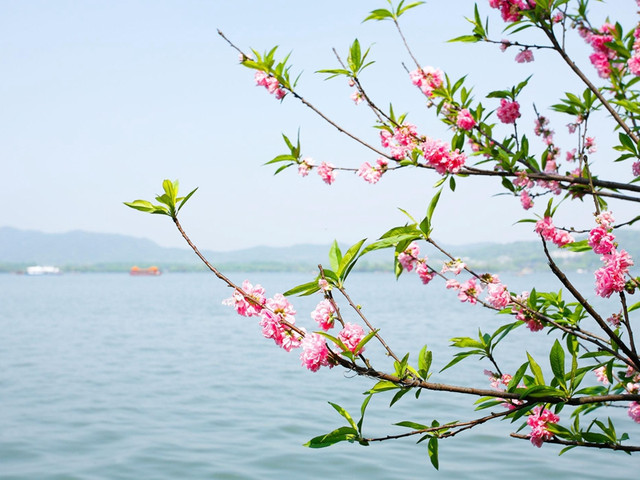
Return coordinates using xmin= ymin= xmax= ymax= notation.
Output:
xmin=317 ymin=161 xmax=337 ymax=185
xmin=421 ymin=137 xmax=466 ymax=175
xmin=527 ymin=406 xmax=559 ymax=448
xmin=485 ymin=280 xmax=511 ymax=309
xmin=515 ymin=49 xmax=534 ymax=63
xmin=633 ymin=161 xmax=640 ymax=177
xmin=628 ymin=25 xmax=640 ymax=76
xmin=260 ymin=294 xmax=302 ymax=352
xmin=591 ymin=211 xmax=634 ymax=298
xmin=484 ymin=369 xmax=512 ymax=389
xmin=497 ymin=99 xmax=521 ymax=124
xmin=298 ymin=157 xmax=314 ymax=177
xmin=357 ymin=158 xmax=388 ymax=184
xmin=311 ymin=299 xmax=335 ymax=331
xmin=580 ymin=23 xmax=616 ymax=78
xmin=338 ymin=322 xmax=366 ymax=354
xmin=380 ymin=123 xmax=419 ymax=160
xmin=520 ymin=190 xmax=534 ymax=210
xmin=300 ymin=333 xmax=331 ymax=372
xmin=457 ymin=278 xmax=483 ymax=305
xmin=409 ymin=66 xmax=444 ymax=97
xmin=594 ymin=365 xmax=609 ymax=385
xmin=488 ymin=0 xmax=536 ymax=23
xmin=534 ymin=216 xmax=575 ymax=247
xmin=254 ymin=71 xmax=286 ymax=99
xmin=534 ymin=116 xmax=554 ymax=145
xmin=510 ymin=291 xmax=544 ymax=332
xmin=630 ymin=402 xmax=640 ymax=423
xmin=594 ymin=249 xmax=634 ymax=298
xmin=441 ymin=259 xmax=466 ymax=275
xmin=398 ymin=242 xmax=435 ymax=284
xmin=456 ymin=108 xmax=476 ymax=131
xmin=222 ymin=280 xmax=266 ymax=317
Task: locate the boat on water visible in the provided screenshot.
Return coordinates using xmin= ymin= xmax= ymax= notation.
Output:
xmin=130 ymin=266 xmax=161 ymax=276
xmin=26 ymin=266 xmax=61 ymax=275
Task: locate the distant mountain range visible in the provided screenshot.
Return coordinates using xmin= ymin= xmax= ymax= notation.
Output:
xmin=2 ymin=226 xmax=639 ymax=273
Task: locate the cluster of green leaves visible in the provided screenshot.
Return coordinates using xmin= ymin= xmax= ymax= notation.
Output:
xmin=549 ymin=416 xmax=630 ymax=454
xmin=265 ymin=132 xmax=302 ymax=175
xmin=124 ymin=179 xmax=197 ymax=219
xmin=241 ymin=46 xmax=299 ymax=91
xmin=363 ymin=0 xmax=424 ymax=23
xmin=317 ymin=39 xmax=374 ymax=80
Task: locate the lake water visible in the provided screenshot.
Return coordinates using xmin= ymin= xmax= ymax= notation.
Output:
xmin=1 ymin=271 xmax=638 ymax=478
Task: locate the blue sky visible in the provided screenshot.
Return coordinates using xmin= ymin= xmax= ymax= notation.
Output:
xmin=2 ymin=1 xmax=637 ymax=251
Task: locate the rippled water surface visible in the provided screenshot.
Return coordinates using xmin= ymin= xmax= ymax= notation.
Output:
xmin=1 ymin=271 xmax=638 ymax=478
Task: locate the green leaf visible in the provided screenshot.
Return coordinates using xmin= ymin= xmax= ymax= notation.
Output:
xmin=366 ymin=380 xmax=399 ymax=394
xmin=284 ymin=280 xmax=321 ymax=297
xmin=124 ymin=200 xmax=159 ymax=213
xmin=428 ymin=437 xmax=439 ymax=470
xmin=562 ymin=239 xmax=591 ymax=252
xmin=549 ymin=339 xmax=566 ymax=387
xmin=418 ymin=345 xmax=432 ymax=376
xmin=527 ymin=352 xmax=545 ymax=386
xmin=176 ymin=187 xmax=198 ymax=213
xmin=337 ymin=238 xmax=366 ymax=279
xmin=304 ymin=426 xmax=358 ymax=448
xmin=329 ymin=401 xmax=358 ymax=431
xmin=329 ymin=240 xmax=342 ymax=272
xmin=363 ymin=8 xmax=394 ymax=22
xmin=395 ymin=420 xmax=429 ymax=430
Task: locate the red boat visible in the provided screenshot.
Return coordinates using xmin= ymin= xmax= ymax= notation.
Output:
xmin=130 ymin=266 xmax=161 ymax=276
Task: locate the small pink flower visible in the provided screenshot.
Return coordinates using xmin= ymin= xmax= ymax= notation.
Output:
xmin=588 ymin=225 xmax=616 ymax=254
xmin=607 ymin=312 xmax=622 ymax=327
xmin=594 ymin=366 xmax=609 ymax=385
xmin=357 ymin=158 xmax=388 ymax=184
xmin=298 ymin=158 xmax=314 ymax=177
xmin=317 ymin=162 xmax=337 ymax=185
xmin=497 ymin=99 xmax=521 ymax=124
xmin=520 ymin=190 xmax=534 ymax=210
xmin=445 ymin=279 xmax=460 ymax=290
xmin=311 ymin=299 xmax=335 ymax=331
xmin=456 ymin=108 xmax=476 ymax=131
xmin=409 ymin=66 xmax=444 ymax=97
xmin=633 ymin=161 xmax=640 ymax=177
xmin=499 ymin=39 xmax=510 ymax=52
xmin=527 ymin=406 xmax=560 ymax=448
xmin=398 ymin=242 xmax=420 ymax=272
xmin=535 ymin=217 xmax=574 ymax=247
xmin=525 ymin=318 xmax=545 ymax=332
xmin=318 ymin=278 xmax=331 ymax=292
xmin=628 ymin=55 xmax=640 ymax=76
xmin=300 ymin=333 xmax=331 ymax=372
xmin=595 ymin=249 xmax=634 ymax=298
xmin=416 ymin=260 xmax=435 ymax=284
xmin=585 ymin=136 xmax=597 ymax=154
xmin=350 ymin=90 xmax=364 ymax=105
xmin=222 ymin=280 xmax=266 ymax=317
xmin=458 ymin=278 xmax=482 ymax=305
xmin=515 ymin=49 xmax=534 ymax=63
xmin=629 ymin=402 xmax=640 ymax=423
xmin=441 ymin=259 xmax=466 ymax=275
xmin=338 ymin=323 xmax=366 ymax=354
xmin=485 ymin=282 xmax=511 ymax=309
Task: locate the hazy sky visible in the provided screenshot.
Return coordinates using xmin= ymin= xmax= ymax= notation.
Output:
xmin=2 ymin=1 xmax=637 ymax=251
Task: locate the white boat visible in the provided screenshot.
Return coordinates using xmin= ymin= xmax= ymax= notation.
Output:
xmin=26 ymin=266 xmax=61 ymax=275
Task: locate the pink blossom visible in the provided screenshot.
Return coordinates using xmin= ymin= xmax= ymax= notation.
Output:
xmin=497 ymin=99 xmax=521 ymax=124
xmin=421 ymin=138 xmax=466 ymax=174
xmin=552 ymin=12 xmax=564 ymax=23
xmin=499 ymin=39 xmax=510 ymax=52
xmin=457 ymin=278 xmax=482 ymax=305
xmin=629 ymin=402 xmax=640 ymax=423
xmin=534 ymin=216 xmax=574 ymax=247
xmin=317 ymin=162 xmax=337 ymax=185
xmin=585 ymin=136 xmax=597 ymax=154
xmin=380 ymin=123 xmax=419 ymax=160
xmin=409 ymin=66 xmax=444 ymax=97
xmin=298 ymin=158 xmax=313 ymax=177
xmin=222 ymin=280 xmax=266 ymax=317
xmin=489 ymin=0 xmax=536 ymax=23
xmin=357 ymin=158 xmax=388 ymax=184
xmin=633 ymin=161 xmax=640 ymax=177
xmin=456 ymin=108 xmax=476 ymax=131
xmin=588 ymin=225 xmax=616 ymax=254
xmin=520 ymin=190 xmax=534 ymax=210
xmin=416 ymin=260 xmax=435 ymax=284
xmin=318 ymin=278 xmax=331 ymax=292
xmin=596 ymin=211 xmax=615 ymax=228
xmin=514 ymin=171 xmax=533 ymax=189
xmin=259 ymin=310 xmax=302 ymax=351
xmin=446 ymin=279 xmax=460 ymax=290
xmin=338 ymin=323 xmax=366 ymax=354
xmin=527 ymin=406 xmax=560 ymax=448
xmin=525 ymin=317 xmax=545 ymax=332
xmin=300 ymin=333 xmax=331 ymax=372
xmin=566 ymin=148 xmax=577 ymax=162
xmin=311 ymin=299 xmax=335 ymax=331
xmin=515 ymin=49 xmax=534 ymax=63
xmin=441 ymin=259 xmax=466 ymax=275
xmin=607 ymin=312 xmax=622 ymax=328
xmin=589 ymin=51 xmax=611 ymax=78
xmin=594 ymin=366 xmax=609 ymax=385
xmin=628 ymin=55 xmax=640 ymax=76
xmin=485 ymin=370 xmax=513 ymax=389
xmin=398 ymin=242 xmax=420 ymax=272
xmin=485 ymin=282 xmax=511 ymax=309
xmin=595 ymin=249 xmax=634 ymax=298
xmin=350 ymin=90 xmax=364 ymax=105
xmin=254 ymin=70 xmax=269 ymax=87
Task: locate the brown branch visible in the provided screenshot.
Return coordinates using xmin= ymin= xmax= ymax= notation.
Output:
xmin=510 ymin=433 xmax=640 ymax=452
